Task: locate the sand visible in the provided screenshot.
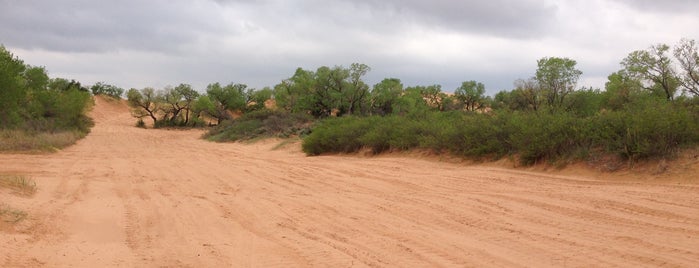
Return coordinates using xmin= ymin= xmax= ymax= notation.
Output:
xmin=1 ymin=96 xmax=698 ymax=267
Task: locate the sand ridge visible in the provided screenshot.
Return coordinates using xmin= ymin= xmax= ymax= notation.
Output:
xmin=1 ymin=96 xmax=698 ymax=267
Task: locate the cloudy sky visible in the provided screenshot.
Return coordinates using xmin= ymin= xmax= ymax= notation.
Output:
xmin=1 ymin=0 xmax=698 ymax=94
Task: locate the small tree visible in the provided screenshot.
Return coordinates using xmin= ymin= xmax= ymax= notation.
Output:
xmin=127 ymin=87 xmax=160 ymax=126
xmin=622 ymin=44 xmax=679 ymax=100
xmin=454 ymin=80 xmax=486 ymax=111
xmin=535 ymin=57 xmax=582 ymax=109
xmin=370 ymin=78 xmax=403 ymax=115
xmin=674 ymin=38 xmax=699 ymax=97
xmin=90 ymin=82 xmax=124 ymax=99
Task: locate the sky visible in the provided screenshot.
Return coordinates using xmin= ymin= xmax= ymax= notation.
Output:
xmin=1 ymin=0 xmax=698 ymax=95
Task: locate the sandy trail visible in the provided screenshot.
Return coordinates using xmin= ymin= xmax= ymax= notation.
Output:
xmin=1 ymin=97 xmax=698 ymax=267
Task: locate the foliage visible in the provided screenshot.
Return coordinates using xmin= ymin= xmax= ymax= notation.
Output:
xmin=535 ymin=57 xmax=583 ymax=109
xmin=621 ymin=44 xmax=679 ymax=100
xmin=454 ymin=80 xmax=486 ymax=111
xmin=205 ymin=110 xmax=313 ymax=142
xmin=674 ymin=38 xmax=699 ymax=97
xmin=90 ymin=82 xmax=124 ymax=99
xmin=127 ymin=87 xmax=160 ymax=126
xmin=0 ymin=45 xmax=93 ymax=148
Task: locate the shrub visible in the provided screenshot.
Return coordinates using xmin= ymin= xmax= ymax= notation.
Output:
xmin=204 ymin=110 xmax=313 ymax=142
xmin=593 ymin=99 xmax=699 ymax=160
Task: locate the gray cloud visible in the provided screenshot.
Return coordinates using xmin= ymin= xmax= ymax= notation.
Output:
xmin=611 ymin=0 xmax=699 ymax=13
xmin=1 ymin=0 xmax=696 ymax=95
xmin=0 ymin=0 xmax=227 ymax=52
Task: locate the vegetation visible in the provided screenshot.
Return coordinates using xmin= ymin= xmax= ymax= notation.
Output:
xmin=298 ymin=39 xmax=699 ymax=165
xmin=0 ymin=175 xmax=37 ymax=196
xmin=0 ymin=45 xmax=94 ymax=152
xmin=120 ymin=38 xmax=699 ymax=166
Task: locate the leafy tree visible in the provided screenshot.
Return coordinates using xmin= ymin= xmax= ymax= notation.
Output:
xmin=535 ymin=57 xmax=582 ymax=109
xmin=23 ymin=66 xmax=49 ymax=92
xmin=205 ymin=82 xmax=246 ymax=124
xmin=90 ymin=82 xmax=124 ymax=99
xmin=621 ymin=44 xmax=679 ymax=100
xmin=674 ymin=38 xmax=699 ymax=97
xmin=273 ymin=68 xmax=316 ymax=113
xmin=48 ymin=78 xmax=87 ymax=92
xmin=0 ymin=45 xmax=27 ymax=127
xmin=175 ymin=83 xmax=199 ymax=125
xmin=454 ymin=80 xmax=486 ymax=111
xmin=370 ymin=78 xmax=403 ymax=115
xmin=244 ymin=87 xmax=272 ymax=112
xmin=126 ymin=87 xmax=160 ymax=126
xmin=603 ymin=71 xmax=644 ymax=110
xmin=344 ymin=63 xmax=371 ymax=115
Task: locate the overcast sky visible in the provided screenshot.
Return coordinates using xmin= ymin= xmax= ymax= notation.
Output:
xmin=1 ymin=0 xmax=698 ymax=94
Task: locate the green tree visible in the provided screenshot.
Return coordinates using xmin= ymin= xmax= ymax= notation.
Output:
xmin=454 ymin=80 xmax=486 ymax=111
xmin=535 ymin=57 xmax=582 ymax=109
xmin=674 ymin=38 xmax=699 ymax=97
xmin=370 ymin=78 xmax=403 ymax=115
xmin=23 ymin=66 xmax=49 ymax=92
xmin=175 ymin=83 xmax=199 ymax=125
xmin=344 ymin=63 xmax=371 ymax=115
xmin=205 ymin=82 xmax=246 ymax=124
xmin=603 ymin=71 xmax=644 ymax=110
xmin=0 ymin=45 xmax=27 ymax=127
xmin=244 ymin=87 xmax=273 ymax=112
xmin=90 ymin=82 xmax=125 ymax=99
xmin=621 ymin=44 xmax=679 ymax=100
xmin=126 ymin=87 xmax=160 ymax=126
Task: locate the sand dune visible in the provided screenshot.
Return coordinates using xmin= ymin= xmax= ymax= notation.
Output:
xmin=1 ymin=96 xmax=698 ymax=267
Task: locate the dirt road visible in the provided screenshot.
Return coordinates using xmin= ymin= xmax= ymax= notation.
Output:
xmin=1 ymin=97 xmax=698 ymax=267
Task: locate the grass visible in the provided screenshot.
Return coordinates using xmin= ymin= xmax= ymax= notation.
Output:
xmin=0 ymin=204 xmax=28 ymax=223
xmin=0 ymin=129 xmax=86 ymax=152
xmin=0 ymin=175 xmax=37 ymax=196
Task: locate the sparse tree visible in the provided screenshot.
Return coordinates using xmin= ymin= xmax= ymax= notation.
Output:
xmin=126 ymin=87 xmax=160 ymax=126
xmin=674 ymin=38 xmax=699 ymax=97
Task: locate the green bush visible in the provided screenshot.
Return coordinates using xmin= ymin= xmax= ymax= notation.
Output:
xmin=593 ymin=99 xmax=699 ymax=160
xmin=204 ymin=110 xmax=314 ymax=142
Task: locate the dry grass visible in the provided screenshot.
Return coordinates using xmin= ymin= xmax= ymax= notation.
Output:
xmin=0 ymin=175 xmax=37 ymax=196
xmin=0 ymin=129 xmax=85 ymax=152
xmin=0 ymin=203 xmax=27 ymax=224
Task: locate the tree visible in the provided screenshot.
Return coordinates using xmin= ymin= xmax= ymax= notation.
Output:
xmin=205 ymin=82 xmax=246 ymax=124
xmin=244 ymin=87 xmax=272 ymax=112
xmin=535 ymin=57 xmax=582 ymax=108
xmin=370 ymin=78 xmax=403 ymax=115
xmin=127 ymin=87 xmax=160 ymax=126
xmin=273 ymin=68 xmax=316 ymax=113
xmin=175 ymin=83 xmax=199 ymax=125
xmin=621 ymin=44 xmax=679 ymax=100
xmin=511 ymin=78 xmax=541 ymax=111
xmin=344 ymin=63 xmax=371 ymax=115
xmin=23 ymin=66 xmax=49 ymax=92
xmin=674 ymin=38 xmax=699 ymax=97
xmin=0 ymin=45 xmax=27 ymax=127
xmin=90 ymin=82 xmax=125 ymax=99
xmin=454 ymin=80 xmax=486 ymax=111
xmin=603 ymin=70 xmax=643 ymax=110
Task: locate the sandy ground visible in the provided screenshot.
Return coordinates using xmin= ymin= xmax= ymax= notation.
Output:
xmin=1 ymin=96 xmax=698 ymax=267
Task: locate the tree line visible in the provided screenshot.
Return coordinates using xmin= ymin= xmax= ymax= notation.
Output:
xmin=0 ymin=46 xmax=93 ymax=134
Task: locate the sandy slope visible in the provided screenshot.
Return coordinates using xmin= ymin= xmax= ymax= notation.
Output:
xmin=1 ymin=96 xmax=698 ymax=267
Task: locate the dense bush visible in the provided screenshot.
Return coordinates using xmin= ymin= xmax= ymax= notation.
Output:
xmin=205 ymin=110 xmax=313 ymax=142
xmin=593 ymin=99 xmax=699 ymax=160
xmin=302 ymin=98 xmax=699 ymax=164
